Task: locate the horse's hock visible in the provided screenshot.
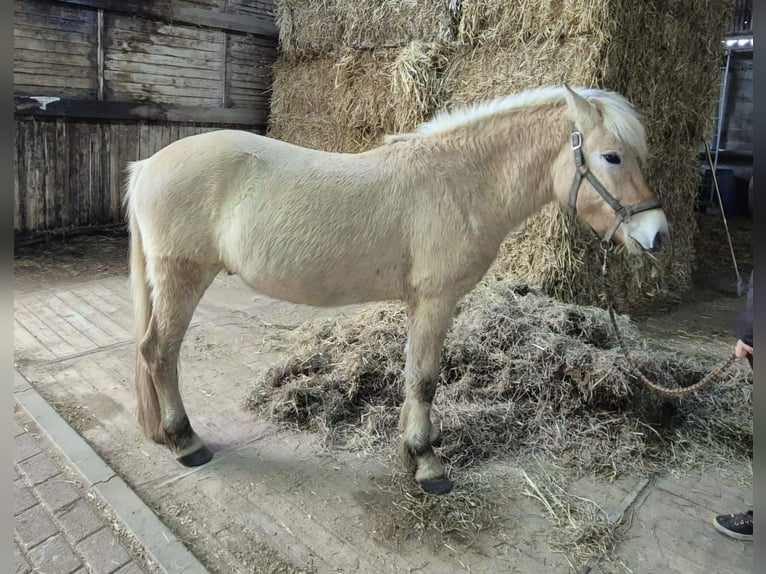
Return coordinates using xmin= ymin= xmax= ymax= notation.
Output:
xmin=269 ymin=0 xmax=732 ymax=313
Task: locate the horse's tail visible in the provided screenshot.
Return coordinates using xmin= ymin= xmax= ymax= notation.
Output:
xmin=125 ymin=161 xmax=163 ymax=442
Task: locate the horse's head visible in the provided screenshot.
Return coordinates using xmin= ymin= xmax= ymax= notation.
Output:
xmin=551 ymin=86 xmax=669 ymax=253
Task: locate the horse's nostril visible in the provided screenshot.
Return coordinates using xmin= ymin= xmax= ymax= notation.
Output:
xmin=653 ymin=231 xmax=664 ymax=251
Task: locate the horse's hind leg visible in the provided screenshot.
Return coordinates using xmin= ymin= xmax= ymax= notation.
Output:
xmin=399 ymin=296 xmax=456 ymax=495
xmin=141 ymin=257 xmax=218 ymax=466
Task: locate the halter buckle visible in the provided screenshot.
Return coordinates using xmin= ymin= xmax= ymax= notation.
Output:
xmin=570 ymin=130 xmax=583 ymax=150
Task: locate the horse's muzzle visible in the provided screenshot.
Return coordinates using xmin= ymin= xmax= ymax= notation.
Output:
xmin=624 ymin=209 xmax=669 ymax=252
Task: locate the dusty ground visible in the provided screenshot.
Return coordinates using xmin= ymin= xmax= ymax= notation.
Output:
xmin=13 ymin=225 xmax=753 ymax=574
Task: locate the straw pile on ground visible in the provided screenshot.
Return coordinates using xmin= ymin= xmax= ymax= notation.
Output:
xmin=268 ymin=0 xmax=731 ymax=311
xmin=249 ymin=281 xmax=751 ymax=475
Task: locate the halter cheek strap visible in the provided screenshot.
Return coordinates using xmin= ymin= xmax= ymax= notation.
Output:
xmin=567 ymin=123 xmax=662 ymax=243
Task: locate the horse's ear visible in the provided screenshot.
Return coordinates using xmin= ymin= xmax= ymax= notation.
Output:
xmin=563 ymin=84 xmax=599 ymax=130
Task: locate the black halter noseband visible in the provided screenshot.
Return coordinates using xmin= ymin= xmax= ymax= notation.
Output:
xmin=567 ymin=123 xmax=662 ymax=244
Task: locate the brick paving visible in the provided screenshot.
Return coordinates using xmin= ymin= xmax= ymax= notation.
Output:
xmin=14 ymin=414 xmax=150 ymax=574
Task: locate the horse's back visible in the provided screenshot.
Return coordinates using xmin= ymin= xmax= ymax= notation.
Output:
xmin=126 ymin=130 xmax=330 ymax=259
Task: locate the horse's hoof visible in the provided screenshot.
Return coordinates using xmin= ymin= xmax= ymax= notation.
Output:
xmin=418 ymin=476 xmax=454 ymax=495
xmin=430 ymin=434 xmax=443 ymax=448
xmin=177 ymin=445 xmax=214 ymax=467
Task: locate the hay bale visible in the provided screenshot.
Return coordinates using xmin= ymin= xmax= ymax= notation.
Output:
xmin=249 ymin=281 xmax=752 ymax=478
xmin=275 ymin=0 xmax=457 ymax=55
xmin=268 ymin=43 xmax=451 ymax=151
xmin=440 ymin=0 xmax=731 ymax=311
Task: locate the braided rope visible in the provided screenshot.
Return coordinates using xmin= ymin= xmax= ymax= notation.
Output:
xmin=606 ymin=304 xmax=737 ymax=398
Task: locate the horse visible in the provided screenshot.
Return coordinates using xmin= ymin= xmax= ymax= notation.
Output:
xmin=125 ymin=84 xmax=669 ymax=495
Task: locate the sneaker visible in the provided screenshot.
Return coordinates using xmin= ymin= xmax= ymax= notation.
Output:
xmin=713 ymin=510 xmax=753 ymax=541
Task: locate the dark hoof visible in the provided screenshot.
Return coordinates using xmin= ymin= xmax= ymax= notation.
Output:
xmin=418 ymin=476 xmax=454 ymax=495
xmin=177 ymin=445 xmax=214 ymax=467
xmin=430 ymin=434 xmax=443 ymax=448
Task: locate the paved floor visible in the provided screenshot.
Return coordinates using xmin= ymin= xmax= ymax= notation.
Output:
xmin=13 ymin=272 xmax=754 ymax=574
xmin=14 ymin=408 xmax=149 ymax=574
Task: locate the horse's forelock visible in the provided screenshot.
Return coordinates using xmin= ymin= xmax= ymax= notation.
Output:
xmin=587 ymin=92 xmax=649 ymax=162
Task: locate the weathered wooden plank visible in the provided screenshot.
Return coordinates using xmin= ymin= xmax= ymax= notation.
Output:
xmin=15 ymin=50 xmax=94 ymax=69
xmin=67 ymin=122 xmax=82 ymax=227
xmin=108 ymin=88 xmax=220 ymax=107
xmin=102 ymin=57 xmax=222 ymax=80
xmin=108 ymin=123 xmax=121 ymax=221
xmin=228 ymin=79 xmax=273 ymax=91
xmin=14 ymin=122 xmax=26 ymax=232
xmin=137 ymin=123 xmax=151 ymax=159
xmin=15 ymin=74 xmax=96 ymax=90
xmin=55 ymin=289 xmax=132 ymax=341
xmin=88 ymin=122 xmax=99 ymax=222
xmin=56 ymin=0 xmax=278 ymax=38
xmin=13 ymin=138 xmax=21 ymax=231
xmin=121 ymin=124 xmax=139 ymax=204
xmin=22 ymin=122 xmax=41 ymax=232
xmin=108 ymin=28 xmax=225 ymax=55
xmin=17 ymin=0 xmax=95 ymax=23
xmin=14 ymin=24 xmax=95 ymax=45
xmin=14 ymin=61 xmax=94 ymax=79
xmin=227 ymin=33 xmax=277 ymax=52
xmin=84 ymin=282 xmax=133 ymax=320
xmin=150 ymin=125 xmax=162 ymax=158
xmin=106 ymin=44 xmax=226 ymax=66
xmin=53 ymin=291 xmax=124 ymax=346
xmin=14 ymin=317 xmax=58 ymax=363
xmin=29 ymin=293 xmax=102 ymax=351
xmin=228 ymin=0 xmax=274 ymax=18
xmin=14 ymin=10 xmax=96 ymax=33
xmin=16 ymin=96 xmax=268 ymax=126
xmin=109 ymin=16 xmax=226 ymax=44
xmin=55 ymin=119 xmax=71 ymax=228
xmin=97 ymin=123 xmax=107 ymax=221
xmin=14 ymin=297 xmax=80 ymax=358
xmin=104 ymin=70 xmax=224 ymax=91
xmin=41 ymin=122 xmax=57 ymax=228
xmin=169 ymin=123 xmax=180 ymax=144
xmin=14 ymin=37 xmax=95 ymax=56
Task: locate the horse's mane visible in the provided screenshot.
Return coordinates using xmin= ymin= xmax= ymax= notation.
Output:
xmin=384 ymin=86 xmax=648 ymax=161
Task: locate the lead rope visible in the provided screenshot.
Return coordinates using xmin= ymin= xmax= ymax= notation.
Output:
xmin=600 ymin=243 xmax=737 ymax=398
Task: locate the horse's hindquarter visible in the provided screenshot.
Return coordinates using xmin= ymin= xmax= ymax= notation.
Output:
xmin=217 ymin=140 xmax=414 ymax=306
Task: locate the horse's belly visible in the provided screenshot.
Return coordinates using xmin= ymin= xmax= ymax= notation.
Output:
xmin=237 ymin=260 xmax=405 ymax=307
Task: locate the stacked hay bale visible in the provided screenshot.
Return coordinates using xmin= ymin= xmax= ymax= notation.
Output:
xmin=268 ymin=0 xmax=457 ymax=152
xmin=449 ymin=0 xmax=732 ymax=311
xmin=268 ymin=0 xmax=731 ymax=311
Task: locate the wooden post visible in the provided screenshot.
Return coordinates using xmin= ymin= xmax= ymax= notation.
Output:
xmin=221 ymin=0 xmax=229 ymax=108
xmin=97 ymin=8 xmax=105 ymax=100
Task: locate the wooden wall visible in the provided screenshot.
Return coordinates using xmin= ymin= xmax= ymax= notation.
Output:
xmin=14 ymin=0 xmax=278 ymax=234
xmin=13 ymin=119 xmax=249 ymax=233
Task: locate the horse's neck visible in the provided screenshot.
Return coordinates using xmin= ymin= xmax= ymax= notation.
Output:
xmin=422 ymin=107 xmax=567 ymax=233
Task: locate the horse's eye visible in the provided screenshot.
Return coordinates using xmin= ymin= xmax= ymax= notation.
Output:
xmin=602 ymin=153 xmax=622 ymax=165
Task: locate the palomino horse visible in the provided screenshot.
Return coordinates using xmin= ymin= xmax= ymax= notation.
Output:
xmin=125 ymin=85 xmax=669 ymax=495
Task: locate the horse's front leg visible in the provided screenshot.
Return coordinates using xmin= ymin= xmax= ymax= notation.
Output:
xmin=399 ymin=296 xmax=456 ymax=495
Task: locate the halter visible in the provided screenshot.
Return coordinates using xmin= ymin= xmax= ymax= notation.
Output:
xmin=567 ymin=123 xmax=662 ymax=244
